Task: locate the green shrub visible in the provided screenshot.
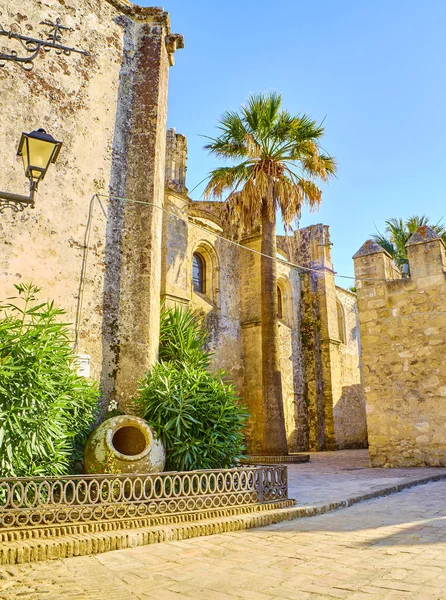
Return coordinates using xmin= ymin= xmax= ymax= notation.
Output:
xmin=135 ymin=305 xmax=248 ymax=471
xmin=158 ymin=304 xmax=210 ymax=368
xmin=0 ymin=284 xmax=99 ymax=477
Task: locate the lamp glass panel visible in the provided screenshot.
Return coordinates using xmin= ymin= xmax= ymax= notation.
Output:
xmin=27 ymin=136 xmax=57 ymax=181
xmin=20 ymin=138 xmax=30 ymax=177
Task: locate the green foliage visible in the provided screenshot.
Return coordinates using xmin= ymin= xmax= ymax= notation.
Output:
xmin=0 ymin=284 xmax=99 ymax=477
xmin=372 ymin=216 xmax=446 ymax=268
xmin=135 ymin=305 xmax=248 ymax=471
xmin=136 ymin=361 xmax=247 ymax=471
xmin=159 ymin=304 xmax=210 ymax=369
xmin=203 ymin=92 xmax=337 ymax=233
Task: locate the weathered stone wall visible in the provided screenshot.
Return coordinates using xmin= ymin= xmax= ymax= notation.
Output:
xmin=161 ymin=209 xmax=244 ymax=394
xmin=161 ymin=131 xmax=244 ymax=392
xmin=292 ymin=225 xmax=366 ymax=451
xmin=277 ymin=263 xmax=305 ymax=453
xmin=161 ymin=139 xmax=308 ymax=454
xmin=0 ymin=0 xmax=124 ymax=385
xmin=189 ymin=209 xmax=244 ymax=391
xmin=0 ymin=0 xmax=183 ymax=412
xmin=238 ymin=234 xmax=305 ymax=453
xmin=334 ymin=287 xmax=367 ymax=449
xmin=239 ymin=234 xmax=264 ymax=453
xmin=354 ymin=228 xmax=446 ymax=467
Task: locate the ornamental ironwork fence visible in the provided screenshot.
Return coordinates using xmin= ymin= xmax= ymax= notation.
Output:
xmin=0 ymin=466 xmax=288 ymax=530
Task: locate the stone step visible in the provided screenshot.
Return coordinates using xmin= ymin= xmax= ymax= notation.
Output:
xmin=0 ymin=499 xmax=295 ymax=543
xmin=242 ymin=453 xmax=310 ymax=464
xmin=0 ymin=503 xmax=302 ymax=566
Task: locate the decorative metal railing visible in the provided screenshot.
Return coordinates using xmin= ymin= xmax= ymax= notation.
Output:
xmin=0 ymin=466 xmax=288 ymax=529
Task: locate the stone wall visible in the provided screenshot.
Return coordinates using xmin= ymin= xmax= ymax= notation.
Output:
xmin=161 ymin=200 xmax=304 ymax=453
xmin=353 ymin=228 xmax=446 ymax=467
xmin=0 ymin=0 xmax=183 ymax=412
xmin=161 ymin=131 xmax=244 ymax=392
xmin=0 ymin=0 xmax=123 ymax=385
xmin=277 ymin=264 xmax=305 ymax=453
xmin=334 ymin=287 xmax=367 ymax=448
xmin=160 ymin=208 xmax=366 ymax=455
xmin=291 ymin=225 xmax=366 ymax=451
xmin=161 ymin=137 xmax=309 ymax=453
xmin=238 ymin=234 xmax=305 ymax=453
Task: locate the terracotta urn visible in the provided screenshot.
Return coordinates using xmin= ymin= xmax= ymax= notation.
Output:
xmin=84 ymin=415 xmax=165 ymax=474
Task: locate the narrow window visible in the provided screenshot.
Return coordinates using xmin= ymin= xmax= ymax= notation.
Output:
xmin=193 ymin=253 xmax=205 ymax=293
xmin=277 ymin=286 xmax=283 ymax=319
xmin=337 ymin=301 xmax=346 ymax=344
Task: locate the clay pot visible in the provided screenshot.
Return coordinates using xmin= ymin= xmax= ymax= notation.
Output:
xmin=84 ymin=415 xmax=165 ymax=474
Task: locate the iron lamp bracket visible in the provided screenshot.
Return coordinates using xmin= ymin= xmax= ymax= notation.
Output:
xmin=0 ymin=17 xmax=89 ymax=71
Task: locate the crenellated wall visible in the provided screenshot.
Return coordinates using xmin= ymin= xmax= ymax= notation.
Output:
xmin=354 ymin=227 xmax=446 ymax=467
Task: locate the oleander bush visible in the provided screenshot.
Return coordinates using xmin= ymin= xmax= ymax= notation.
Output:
xmin=0 ymin=284 xmax=99 ymax=477
xmin=135 ymin=305 xmax=248 ymax=471
xmin=158 ymin=303 xmax=210 ymax=368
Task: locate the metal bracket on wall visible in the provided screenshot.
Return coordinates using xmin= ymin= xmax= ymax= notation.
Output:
xmin=0 ymin=17 xmax=89 ymax=71
xmin=0 ymin=180 xmax=36 ymax=214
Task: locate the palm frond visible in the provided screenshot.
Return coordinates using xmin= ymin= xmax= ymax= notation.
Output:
xmin=371 ymin=233 xmax=396 ymax=257
xmin=202 ymin=92 xmax=336 ymax=232
xmin=203 ymin=162 xmax=254 ymax=201
xmin=371 ymin=214 xmax=446 ymax=267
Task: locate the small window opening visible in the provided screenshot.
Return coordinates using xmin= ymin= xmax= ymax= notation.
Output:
xmin=193 ymin=252 xmax=206 ymax=293
xmin=337 ymin=301 xmax=346 ymax=344
xmin=277 ymin=286 xmax=283 ymax=319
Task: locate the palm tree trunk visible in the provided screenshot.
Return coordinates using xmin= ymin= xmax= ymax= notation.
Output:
xmin=260 ymin=202 xmax=288 ymax=455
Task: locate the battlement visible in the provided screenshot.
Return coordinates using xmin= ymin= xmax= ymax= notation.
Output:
xmin=353 ymin=226 xmax=446 ymax=288
xmin=405 ymin=226 xmax=446 ymax=279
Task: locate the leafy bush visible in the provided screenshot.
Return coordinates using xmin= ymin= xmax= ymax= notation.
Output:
xmin=135 ymin=305 xmax=248 ymax=471
xmin=158 ymin=304 xmax=210 ymax=368
xmin=0 ymin=284 xmax=99 ymax=477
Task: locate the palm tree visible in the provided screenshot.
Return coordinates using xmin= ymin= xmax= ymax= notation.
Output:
xmin=203 ymin=93 xmax=336 ymax=455
xmin=372 ymin=216 xmax=446 ymax=268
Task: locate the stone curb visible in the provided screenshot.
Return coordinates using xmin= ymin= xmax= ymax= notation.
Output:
xmin=1 ymin=473 xmax=445 ymax=566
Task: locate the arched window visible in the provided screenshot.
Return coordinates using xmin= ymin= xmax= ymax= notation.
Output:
xmin=337 ymin=301 xmax=346 ymax=344
xmin=191 ymin=242 xmax=219 ymax=306
xmin=192 ymin=252 xmax=206 ymax=293
xmin=277 ymin=286 xmax=283 ymax=319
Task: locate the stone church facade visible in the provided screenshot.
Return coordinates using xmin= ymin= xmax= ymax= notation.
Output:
xmin=163 ymin=131 xmax=367 ymax=452
xmin=0 ymin=0 xmax=367 ymax=453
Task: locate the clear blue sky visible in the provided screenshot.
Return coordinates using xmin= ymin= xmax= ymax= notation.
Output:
xmin=142 ymin=0 xmax=445 ymax=282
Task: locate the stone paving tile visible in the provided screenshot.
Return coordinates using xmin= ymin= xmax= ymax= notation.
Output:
xmin=288 ymin=449 xmax=446 ymax=506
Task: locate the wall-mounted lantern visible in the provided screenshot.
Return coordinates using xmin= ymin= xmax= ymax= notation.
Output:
xmin=0 ymin=128 xmax=62 ymax=213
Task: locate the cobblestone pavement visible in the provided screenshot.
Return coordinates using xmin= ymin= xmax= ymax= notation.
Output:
xmin=2 ymin=479 xmax=446 ymax=599
xmin=288 ymin=449 xmax=446 ymax=506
